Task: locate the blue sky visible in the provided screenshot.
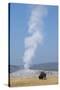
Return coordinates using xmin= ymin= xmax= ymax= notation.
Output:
xmin=10 ymin=3 xmax=58 ymax=65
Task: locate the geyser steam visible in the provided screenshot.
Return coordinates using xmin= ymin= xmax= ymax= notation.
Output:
xmin=23 ymin=5 xmax=47 ymax=69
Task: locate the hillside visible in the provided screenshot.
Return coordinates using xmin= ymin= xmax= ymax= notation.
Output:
xmin=9 ymin=62 xmax=58 ymax=73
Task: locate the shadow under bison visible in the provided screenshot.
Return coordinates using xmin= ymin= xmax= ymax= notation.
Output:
xmin=38 ymin=72 xmax=46 ymax=80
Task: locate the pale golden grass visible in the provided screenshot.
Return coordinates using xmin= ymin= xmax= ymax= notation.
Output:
xmin=10 ymin=76 xmax=58 ymax=87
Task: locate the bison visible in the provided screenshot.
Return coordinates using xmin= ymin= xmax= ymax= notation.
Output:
xmin=38 ymin=72 xmax=46 ymax=80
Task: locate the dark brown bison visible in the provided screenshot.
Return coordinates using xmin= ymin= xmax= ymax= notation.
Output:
xmin=38 ymin=72 xmax=46 ymax=80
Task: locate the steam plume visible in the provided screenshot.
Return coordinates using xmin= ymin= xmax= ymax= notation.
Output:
xmin=23 ymin=5 xmax=47 ymax=69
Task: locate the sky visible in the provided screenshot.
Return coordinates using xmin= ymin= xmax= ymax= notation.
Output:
xmin=10 ymin=3 xmax=58 ymax=65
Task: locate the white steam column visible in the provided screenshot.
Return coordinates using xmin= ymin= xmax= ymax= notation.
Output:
xmin=23 ymin=5 xmax=47 ymax=70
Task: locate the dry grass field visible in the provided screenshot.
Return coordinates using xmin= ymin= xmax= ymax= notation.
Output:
xmin=10 ymin=76 xmax=58 ymax=87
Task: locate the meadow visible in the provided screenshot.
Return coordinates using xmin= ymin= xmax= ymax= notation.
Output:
xmin=10 ymin=76 xmax=58 ymax=87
